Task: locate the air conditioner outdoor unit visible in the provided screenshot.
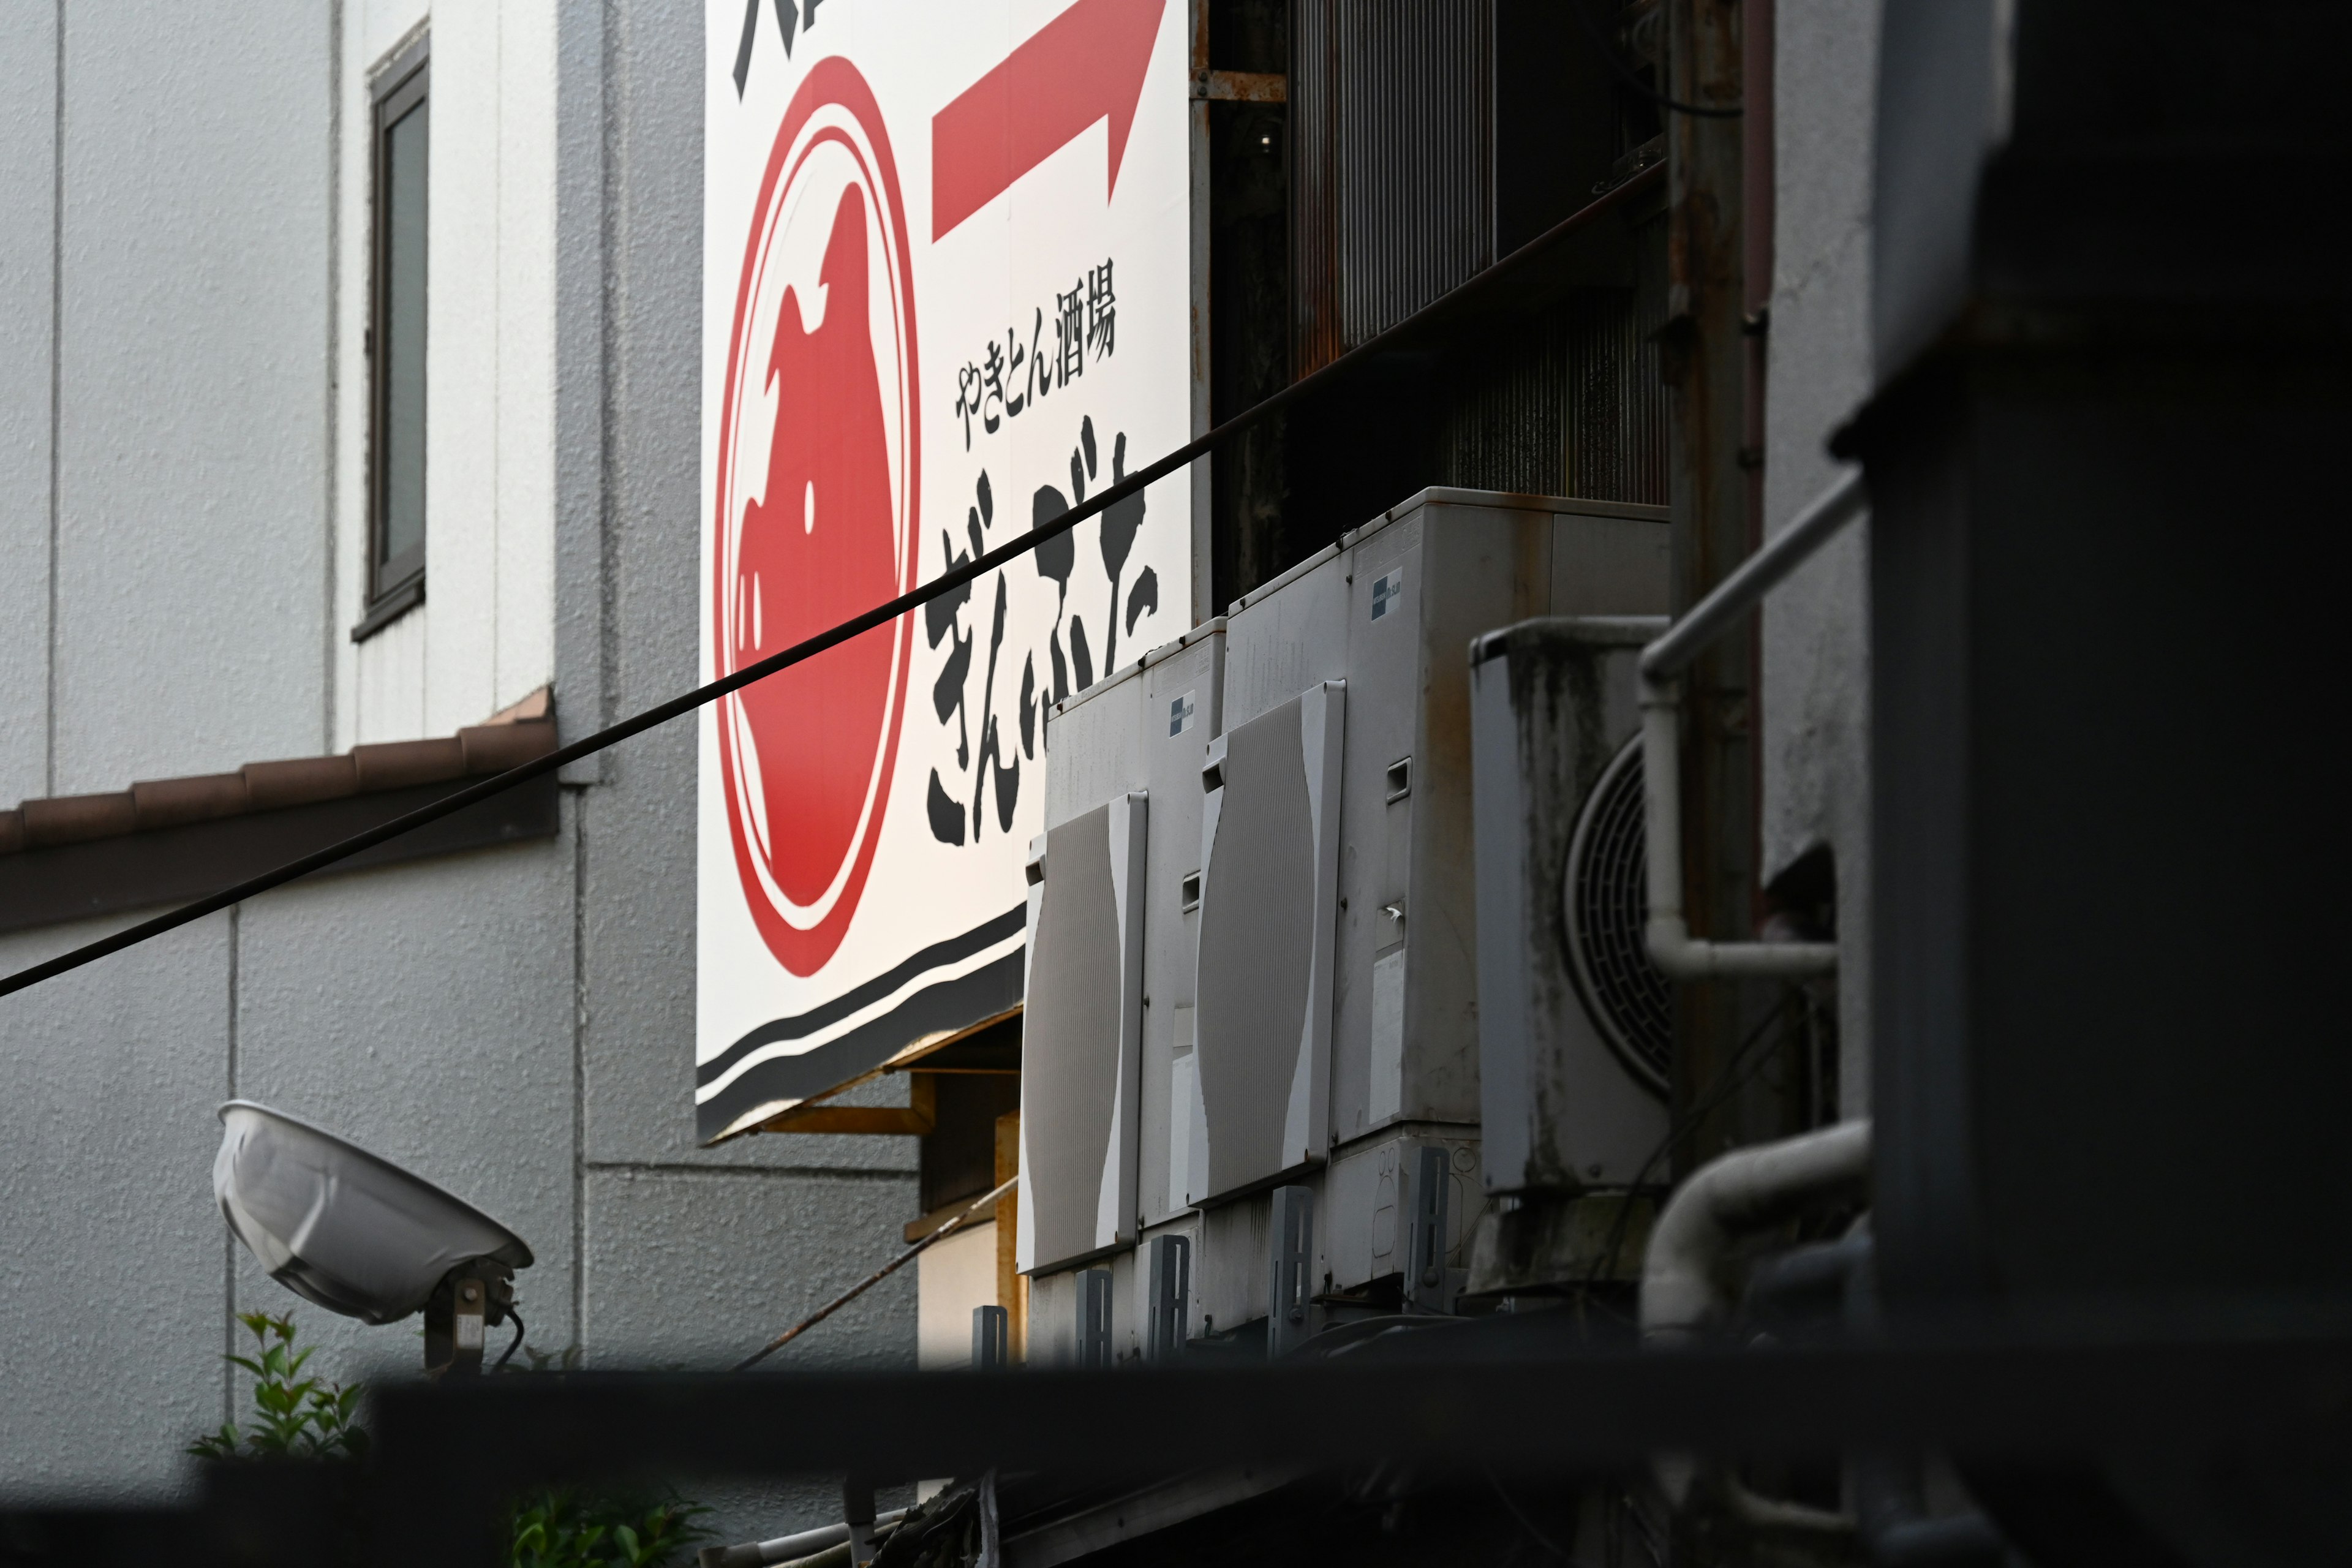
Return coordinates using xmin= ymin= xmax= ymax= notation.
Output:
xmin=1468 ymin=617 xmax=1670 ymax=1196
xmin=1186 ymin=489 xmax=1669 ymax=1335
xmin=1025 ymin=489 xmax=1669 ymax=1355
xmin=1018 ymin=623 xmax=1224 ymax=1351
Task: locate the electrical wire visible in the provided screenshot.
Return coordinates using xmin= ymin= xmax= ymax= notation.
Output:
xmin=496 ymin=1305 xmax=527 ymax=1371
xmin=0 ymin=159 xmax=1667 ymax=1005
xmin=734 ymin=1174 xmax=1015 ymax=1370
xmin=1569 ymin=0 xmax=1743 ymax=119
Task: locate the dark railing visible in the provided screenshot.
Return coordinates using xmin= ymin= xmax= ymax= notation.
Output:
xmin=8 ymin=1312 xmax=2343 ymax=1565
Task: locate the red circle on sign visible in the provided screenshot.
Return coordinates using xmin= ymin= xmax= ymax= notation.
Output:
xmin=713 ymin=59 xmax=920 ymax=976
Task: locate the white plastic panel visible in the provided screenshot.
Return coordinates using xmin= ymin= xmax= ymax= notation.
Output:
xmin=1017 ymin=792 xmax=1147 ymax=1273
xmin=1137 ymin=623 xmax=1223 ymax=1226
xmin=1188 ymin=681 xmax=1344 ymax=1204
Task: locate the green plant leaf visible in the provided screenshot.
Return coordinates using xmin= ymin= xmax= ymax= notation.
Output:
xmin=197 ymin=1311 xmax=369 ymax=1466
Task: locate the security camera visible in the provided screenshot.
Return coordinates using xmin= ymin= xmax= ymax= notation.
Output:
xmin=214 ymin=1101 xmax=533 ymax=1377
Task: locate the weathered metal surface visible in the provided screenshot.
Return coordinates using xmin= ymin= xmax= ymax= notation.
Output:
xmin=1433 ymin=251 xmax=1671 ymax=507
xmin=1291 ymin=0 xmax=1494 ymax=375
xmin=1664 ymin=0 xmax=1792 ymax=1177
xmin=1198 ymin=69 xmax=1285 ymax=103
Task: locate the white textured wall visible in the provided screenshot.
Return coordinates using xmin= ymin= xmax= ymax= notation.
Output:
xmin=0 ymin=911 xmax=231 ymax=1502
xmin=0 ymin=9 xmax=56 ymax=807
xmin=1761 ymin=0 xmax=1880 ymax=1113
xmin=43 ymin=2 xmax=334 ymax=791
xmin=230 ymin=830 xmax=581 ymax=1385
xmin=341 ymin=0 xmax=559 ymax=747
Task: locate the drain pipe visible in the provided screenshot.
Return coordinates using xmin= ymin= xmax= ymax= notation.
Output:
xmin=1640 ymin=1126 xmax=2005 ymax=1564
xmin=1642 ymin=1120 xmax=1872 ymax=1532
xmin=699 ymin=1510 xmax=910 ymax=1568
xmin=1640 ymin=1118 xmax=1871 ymax=1347
xmin=1638 ymin=469 xmax=1866 ymax=981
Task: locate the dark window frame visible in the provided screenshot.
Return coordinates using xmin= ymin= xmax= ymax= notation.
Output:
xmin=356 ymin=37 xmax=431 ymax=643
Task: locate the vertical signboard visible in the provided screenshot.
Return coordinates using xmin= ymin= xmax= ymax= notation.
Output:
xmin=699 ymin=0 xmax=1191 ymax=1141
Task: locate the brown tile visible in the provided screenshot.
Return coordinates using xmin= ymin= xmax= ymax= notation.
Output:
xmin=131 ymin=772 xmax=251 ymax=831
xmin=23 ymin=792 xmax=137 ymax=847
xmin=352 ymin=736 xmax=466 ymax=793
xmin=243 ymin=754 xmax=358 ymax=810
xmin=459 ymin=717 xmax=557 ymax=775
xmin=0 ymin=810 xmax=21 ymax=855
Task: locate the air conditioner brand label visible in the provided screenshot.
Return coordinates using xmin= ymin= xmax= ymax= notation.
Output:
xmin=1371 ymin=569 xmax=1404 ymax=621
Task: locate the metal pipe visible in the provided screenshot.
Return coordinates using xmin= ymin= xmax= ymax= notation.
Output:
xmin=1637 ymin=469 xmax=1863 ymax=979
xmin=699 ymin=1510 xmax=911 ymax=1568
xmin=1640 ymin=1118 xmax=1871 ymax=1347
xmin=1640 ymin=467 xmax=1866 ymax=680
xmin=1642 ymin=1121 xmax=1872 ymax=1519
xmin=1642 ymin=672 xmax=1838 ymax=978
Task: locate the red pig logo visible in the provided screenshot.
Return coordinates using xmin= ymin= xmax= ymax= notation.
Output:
xmin=714 ymin=62 xmax=919 ymax=976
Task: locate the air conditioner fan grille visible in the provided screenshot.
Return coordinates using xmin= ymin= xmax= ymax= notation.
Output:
xmin=1564 ymin=735 xmax=1672 ymax=1095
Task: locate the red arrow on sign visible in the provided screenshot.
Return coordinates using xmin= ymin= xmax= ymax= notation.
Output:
xmin=930 ymin=0 xmax=1169 ymax=241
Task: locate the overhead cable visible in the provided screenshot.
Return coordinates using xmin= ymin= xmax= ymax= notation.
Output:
xmin=0 ymin=161 xmax=1665 ymax=1002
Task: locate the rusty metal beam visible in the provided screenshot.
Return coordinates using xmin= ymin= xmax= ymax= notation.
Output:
xmin=1662 ymin=0 xmax=1803 ymax=1178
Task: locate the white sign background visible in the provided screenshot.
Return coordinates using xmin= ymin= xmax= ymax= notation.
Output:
xmin=698 ymin=0 xmax=1192 ymax=1140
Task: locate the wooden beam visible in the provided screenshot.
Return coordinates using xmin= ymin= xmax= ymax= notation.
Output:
xmin=995 ymin=1109 xmax=1026 ymax=1362
xmin=758 ymin=1072 xmax=937 ymax=1137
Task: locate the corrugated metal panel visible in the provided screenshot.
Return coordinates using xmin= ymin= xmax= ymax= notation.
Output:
xmin=1292 ymin=0 xmax=1494 ymax=374
xmin=1562 ymin=216 xmax=1669 ymax=506
xmin=1435 ymin=229 xmax=1669 ymax=505
xmin=1436 ymin=312 xmax=1567 ymax=497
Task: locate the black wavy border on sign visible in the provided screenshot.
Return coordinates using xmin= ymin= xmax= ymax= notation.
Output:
xmin=695 ymin=908 xmax=1027 ymax=1144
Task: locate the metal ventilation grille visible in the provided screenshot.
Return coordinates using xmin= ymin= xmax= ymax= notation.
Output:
xmin=1563 ymin=736 xmax=1672 ymax=1095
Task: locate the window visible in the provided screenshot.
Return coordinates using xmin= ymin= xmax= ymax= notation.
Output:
xmin=356 ymin=41 xmax=429 ymax=641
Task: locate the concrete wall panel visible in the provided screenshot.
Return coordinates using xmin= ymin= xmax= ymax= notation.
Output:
xmin=0 ymin=8 xmax=56 ymax=805
xmin=581 ymin=1166 xmax=918 ymax=1370
xmin=1763 ymin=0 xmax=1880 ymax=1114
xmin=360 ymin=0 xmax=431 ymax=76
xmin=230 ymin=831 xmax=578 ymax=1385
xmin=353 ymin=601 xmax=428 ymax=745
xmin=51 ymin=1 xmax=332 ymax=790
xmin=0 ymin=912 xmax=231 ymax=1500
xmin=578 ymin=0 xmax=910 ymax=1176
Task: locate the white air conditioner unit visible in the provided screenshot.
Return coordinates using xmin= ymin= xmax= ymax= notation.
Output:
xmin=1186 ymin=678 xmax=1346 ymax=1203
xmin=1019 ymin=622 xmax=1225 ymax=1315
xmin=1019 ymin=660 xmax=1148 ymax=1277
xmin=1187 ymin=489 xmax=1670 ymax=1332
xmin=1137 ymin=625 xmax=1224 ymax=1231
xmin=1469 ymin=617 xmax=1670 ymax=1196
xmin=1027 ymin=491 xmax=1670 ymax=1350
